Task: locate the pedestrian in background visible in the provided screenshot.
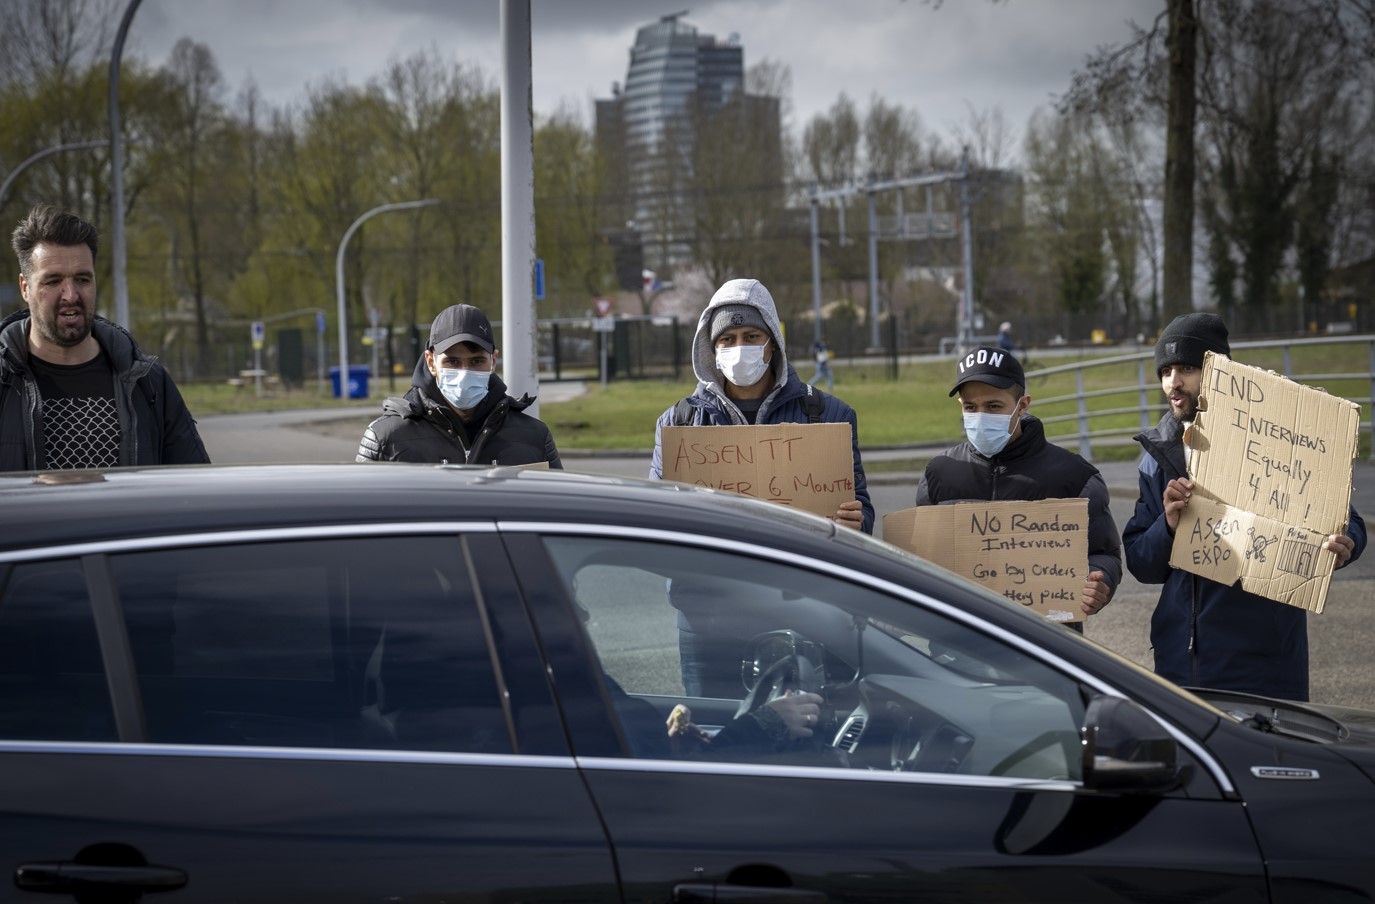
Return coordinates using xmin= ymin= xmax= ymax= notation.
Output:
xmin=997 ymin=321 xmax=1015 ymax=354
xmin=357 ymin=303 xmax=562 ymax=467
xmin=810 ymin=334 xmax=834 ymax=390
xmin=1123 ymin=312 xmax=1366 ymax=700
xmin=0 ymin=205 xmax=209 ymax=471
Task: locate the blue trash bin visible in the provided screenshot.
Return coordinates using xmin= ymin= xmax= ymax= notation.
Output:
xmin=329 ymin=365 xmax=371 ymax=400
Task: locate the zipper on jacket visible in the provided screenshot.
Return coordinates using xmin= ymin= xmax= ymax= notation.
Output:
xmin=1188 ymin=573 xmax=1199 ymax=686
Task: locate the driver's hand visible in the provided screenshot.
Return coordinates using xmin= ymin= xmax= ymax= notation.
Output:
xmin=766 ymin=689 xmax=824 ymax=739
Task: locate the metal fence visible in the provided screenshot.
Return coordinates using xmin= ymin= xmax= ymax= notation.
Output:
xmin=1027 ymin=335 xmax=1375 ymax=462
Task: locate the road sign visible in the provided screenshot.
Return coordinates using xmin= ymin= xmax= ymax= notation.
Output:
xmin=592 ymin=317 xmax=616 ymax=333
xmin=251 ymin=320 xmax=265 ymax=350
xmin=316 ymin=311 xmax=326 ymax=335
xmin=534 ymin=258 xmax=545 ymax=300
xmin=593 ymin=297 xmax=613 ymax=317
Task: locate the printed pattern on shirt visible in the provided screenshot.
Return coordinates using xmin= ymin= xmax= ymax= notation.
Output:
xmin=43 ymin=396 xmax=121 ymax=469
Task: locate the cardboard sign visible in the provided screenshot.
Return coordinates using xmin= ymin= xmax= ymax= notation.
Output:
xmin=661 ymin=423 xmax=854 ymax=520
xmin=883 ymin=498 xmax=1089 ymax=622
xmin=1169 ymin=352 xmax=1360 ymax=613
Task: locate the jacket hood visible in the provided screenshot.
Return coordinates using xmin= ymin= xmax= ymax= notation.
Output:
xmin=690 ymin=278 xmax=790 ymax=400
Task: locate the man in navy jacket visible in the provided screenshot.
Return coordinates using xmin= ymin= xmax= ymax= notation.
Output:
xmin=1123 ymin=313 xmax=1365 ymax=701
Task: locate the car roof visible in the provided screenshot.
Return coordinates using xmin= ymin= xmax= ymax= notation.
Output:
xmin=0 ymin=463 xmax=844 ymax=553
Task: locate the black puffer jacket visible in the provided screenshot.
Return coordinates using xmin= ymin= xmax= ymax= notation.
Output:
xmin=356 ymin=356 xmax=562 ymax=467
xmin=915 ymin=415 xmax=1123 ymax=593
xmin=0 ymin=310 xmax=209 ymax=471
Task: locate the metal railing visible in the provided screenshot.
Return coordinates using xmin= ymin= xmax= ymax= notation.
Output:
xmin=1025 ymin=335 xmax=1375 ymax=462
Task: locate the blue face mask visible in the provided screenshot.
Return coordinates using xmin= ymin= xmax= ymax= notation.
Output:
xmin=436 ymin=367 xmax=491 ymax=410
xmin=963 ymin=411 xmax=1016 ymax=457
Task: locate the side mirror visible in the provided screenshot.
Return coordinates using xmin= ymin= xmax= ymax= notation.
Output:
xmin=1081 ymin=694 xmax=1186 ymax=793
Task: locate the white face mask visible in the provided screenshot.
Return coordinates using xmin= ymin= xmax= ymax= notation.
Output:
xmin=715 ymin=344 xmax=770 ymax=387
xmin=436 ymin=367 xmax=490 ymax=410
xmin=963 ymin=410 xmax=1016 ymax=457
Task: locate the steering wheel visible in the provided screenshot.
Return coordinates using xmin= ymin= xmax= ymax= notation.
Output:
xmin=734 ymin=653 xmax=801 ymax=720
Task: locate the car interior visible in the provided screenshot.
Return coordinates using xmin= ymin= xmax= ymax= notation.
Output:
xmin=543 ymin=536 xmax=1087 ymax=780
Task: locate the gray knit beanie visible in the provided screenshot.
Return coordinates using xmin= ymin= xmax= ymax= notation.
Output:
xmin=709 ymin=304 xmax=769 ymax=343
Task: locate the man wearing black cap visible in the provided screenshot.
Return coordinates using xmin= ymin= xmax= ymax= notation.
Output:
xmin=915 ymin=346 xmax=1122 ymax=631
xmin=650 ymin=277 xmax=873 ymax=697
xmin=1124 ymin=312 xmax=1365 ymax=701
xmin=356 ymin=303 xmax=562 ymax=467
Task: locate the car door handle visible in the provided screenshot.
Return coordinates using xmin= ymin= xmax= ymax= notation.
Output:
xmin=15 ymin=861 xmax=188 ymax=892
xmin=673 ymin=882 xmax=828 ymax=903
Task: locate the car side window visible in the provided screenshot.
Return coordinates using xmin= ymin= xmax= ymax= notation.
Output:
xmin=110 ymin=537 xmax=512 ymax=753
xmin=542 ymin=536 xmax=1085 ymax=780
xmin=0 ymin=559 xmax=116 ymax=741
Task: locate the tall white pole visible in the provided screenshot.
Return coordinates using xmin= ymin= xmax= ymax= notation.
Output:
xmin=960 ymin=146 xmax=976 ymax=357
xmin=867 ymin=180 xmax=880 ymax=351
xmin=335 ymin=199 xmax=439 ymax=400
xmin=809 ymin=193 xmax=823 ymax=344
xmin=109 ymin=0 xmax=144 ymax=329
xmin=501 ymin=0 xmax=539 ymax=416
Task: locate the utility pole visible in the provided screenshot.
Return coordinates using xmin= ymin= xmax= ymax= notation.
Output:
xmin=959 ymin=146 xmax=976 ymax=357
xmin=808 ymin=166 xmax=969 ymax=357
xmin=109 ymin=0 xmax=145 ymax=329
xmin=500 ymin=0 xmax=539 ymax=416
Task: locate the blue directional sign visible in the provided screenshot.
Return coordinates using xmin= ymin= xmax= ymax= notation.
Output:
xmin=317 ymin=311 xmax=326 ymax=335
xmin=534 ymin=257 xmax=545 ymax=300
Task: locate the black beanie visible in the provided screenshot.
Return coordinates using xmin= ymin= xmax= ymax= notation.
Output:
xmin=1155 ymin=313 xmax=1230 ymax=375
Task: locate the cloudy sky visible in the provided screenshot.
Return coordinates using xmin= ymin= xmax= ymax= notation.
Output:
xmin=129 ymin=0 xmax=1161 ymax=150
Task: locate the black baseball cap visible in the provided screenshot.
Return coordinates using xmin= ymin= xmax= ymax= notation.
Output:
xmin=428 ymin=304 xmax=494 ymax=355
xmin=949 ymin=346 xmax=1026 ymax=397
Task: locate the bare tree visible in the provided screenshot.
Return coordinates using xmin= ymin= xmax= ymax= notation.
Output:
xmin=0 ymin=0 xmax=115 ymax=88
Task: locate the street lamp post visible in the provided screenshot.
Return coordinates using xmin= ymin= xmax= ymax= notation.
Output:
xmin=335 ymin=199 xmax=439 ymax=400
xmin=0 ymin=141 xmax=108 ymax=210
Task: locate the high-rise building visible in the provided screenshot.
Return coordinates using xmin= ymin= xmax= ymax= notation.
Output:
xmin=596 ymin=12 xmax=781 ymax=272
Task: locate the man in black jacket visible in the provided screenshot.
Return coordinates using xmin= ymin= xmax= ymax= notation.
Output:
xmin=914 ymin=347 xmax=1120 ymax=629
xmin=356 ymin=304 xmax=562 ymax=467
xmin=0 ymin=205 xmax=209 ymax=471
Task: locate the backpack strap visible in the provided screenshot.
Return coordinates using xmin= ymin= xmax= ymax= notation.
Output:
xmin=671 ymin=397 xmax=695 ymax=426
xmin=801 ymin=384 xmax=825 ymax=423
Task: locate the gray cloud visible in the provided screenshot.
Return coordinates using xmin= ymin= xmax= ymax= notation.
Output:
xmin=129 ymin=0 xmax=1161 ymax=148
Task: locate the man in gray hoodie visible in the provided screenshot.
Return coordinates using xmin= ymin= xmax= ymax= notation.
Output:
xmin=650 ymin=277 xmax=872 ymax=696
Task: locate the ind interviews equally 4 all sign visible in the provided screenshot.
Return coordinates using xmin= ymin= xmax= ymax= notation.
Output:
xmin=1170 ymin=352 xmax=1360 ymax=614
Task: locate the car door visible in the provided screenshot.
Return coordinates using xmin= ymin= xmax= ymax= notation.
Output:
xmin=0 ymin=531 xmax=618 ymax=904
xmin=511 ymin=529 xmax=1269 ymax=904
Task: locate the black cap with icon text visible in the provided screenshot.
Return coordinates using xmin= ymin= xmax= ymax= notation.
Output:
xmin=949 ymin=346 xmax=1026 ymax=397
xmin=428 ymin=304 xmax=494 ymax=355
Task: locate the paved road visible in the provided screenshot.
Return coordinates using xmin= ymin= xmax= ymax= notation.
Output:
xmin=197 ymin=386 xmax=1375 ymax=709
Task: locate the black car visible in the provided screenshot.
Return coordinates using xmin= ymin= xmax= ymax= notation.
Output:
xmin=1 ymin=463 xmax=1372 ymax=903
